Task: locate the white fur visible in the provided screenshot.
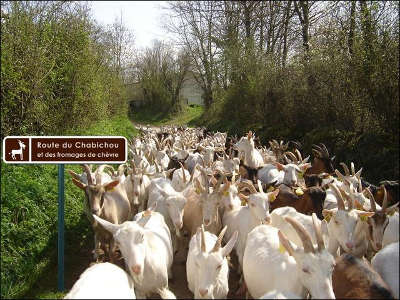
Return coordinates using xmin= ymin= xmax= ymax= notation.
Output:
xmin=372 ymin=242 xmax=399 ymax=298
xmin=243 ymin=225 xmax=335 ymax=299
xmin=64 ymin=262 xmax=136 ymax=299
xmin=93 ymin=212 xmax=175 ymax=299
xmin=186 ymin=228 xmax=238 ymax=299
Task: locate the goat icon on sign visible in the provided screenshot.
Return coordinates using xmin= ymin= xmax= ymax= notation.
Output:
xmin=3 ymin=137 xmax=30 ymax=163
xmin=10 ymin=139 xmax=26 ymax=160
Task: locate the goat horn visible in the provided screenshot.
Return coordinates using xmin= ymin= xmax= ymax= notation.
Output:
xmin=312 ymin=213 xmax=325 ymax=251
xmin=358 ymin=177 xmax=363 ymax=193
xmin=285 ymin=216 xmax=315 ymax=253
xmin=312 ymin=149 xmax=322 ymax=158
xmin=350 ymin=162 xmax=355 ymax=176
xmin=340 ymin=162 xmax=350 ymax=176
xmin=201 ymin=224 xmax=206 ymax=252
xmin=238 ymin=179 xmax=257 ymax=194
xmin=329 ymin=183 xmax=345 ymax=210
xmin=81 ymin=164 xmax=93 ymax=185
xmin=335 ymin=169 xmax=346 ymax=181
xmin=178 ymin=162 xmax=187 ymax=183
xmin=319 ymin=143 xmax=330 ymax=158
xmin=199 ymin=166 xmax=210 ymax=194
xmin=285 ymin=151 xmax=298 ymax=162
xmin=295 ymin=149 xmax=303 ymax=162
xmin=381 ymin=185 xmax=388 ymax=212
xmin=212 ymin=226 xmax=228 ymax=252
xmin=257 ymin=180 xmax=264 ymax=194
xmin=365 ymin=187 xmax=377 ymax=212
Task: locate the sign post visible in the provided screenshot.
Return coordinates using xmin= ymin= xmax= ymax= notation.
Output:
xmin=3 ymin=136 xmax=127 ymax=293
xmin=58 ymin=164 xmax=65 ymax=291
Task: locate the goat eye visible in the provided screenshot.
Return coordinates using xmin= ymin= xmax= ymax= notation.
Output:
xmin=216 ymin=264 xmax=222 ymax=270
xmin=302 ymin=267 xmax=310 ymax=273
xmin=250 ymin=203 xmax=255 ymax=207
xmin=334 ymin=219 xmax=339 ymax=225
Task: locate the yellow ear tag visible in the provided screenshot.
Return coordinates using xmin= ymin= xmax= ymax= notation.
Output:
xmin=359 ymin=215 xmax=368 ymax=222
xmin=324 ymin=214 xmax=331 ymax=223
xmin=298 ymin=172 xmax=303 ymax=179
xmin=279 ymin=243 xmax=286 ymax=254
xmin=295 ymin=188 xmax=304 ymax=196
xmin=109 ymin=187 xmax=116 ymax=192
xmin=195 ymin=188 xmax=200 ymax=194
xmin=267 ymin=186 xmax=275 ymax=192
xmin=269 ymin=194 xmax=277 ymax=202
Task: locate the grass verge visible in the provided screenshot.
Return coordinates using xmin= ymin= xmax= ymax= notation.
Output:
xmin=1 ymin=114 xmax=137 ymax=299
xmin=130 ymin=104 xmax=204 ymax=127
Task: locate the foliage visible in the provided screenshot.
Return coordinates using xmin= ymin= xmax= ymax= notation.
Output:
xmin=1 ymin=1 xmax=130 ymax=138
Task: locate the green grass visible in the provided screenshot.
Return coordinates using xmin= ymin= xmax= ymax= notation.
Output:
xmin=1 ymin=114 xmax=137 ymax=299
xmin=131 ymin=104 xmax=204 ymax=127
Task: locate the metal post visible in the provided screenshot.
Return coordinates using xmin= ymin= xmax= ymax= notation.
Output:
xmin=58 ymin=164 xmax=65 ymax=291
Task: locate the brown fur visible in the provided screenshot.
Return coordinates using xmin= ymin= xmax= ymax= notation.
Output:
xmin=270 ymin=185 xmax=325 ymax=219
xmin=333 ymin=254 xmax=394 ymax=299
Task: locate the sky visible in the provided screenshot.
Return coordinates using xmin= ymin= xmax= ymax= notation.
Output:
xmin=89 ymin=1 xmax=172 ymax=50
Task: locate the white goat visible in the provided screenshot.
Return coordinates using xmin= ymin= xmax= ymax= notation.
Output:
xmin=322 ymin=183 xmax=374 ymax=257
xmin=64 ymin=262 xmax=136 ymax=299
xmin=371 ymin=242 xmax=399 ymax=299
xmin=257 ymin=162 xmax=311 ymax=187
xmin=243 ymin=214 xmax=336 ymax=299
xmin=93 ymin=205 xmax=175 ymax=299
xmin=186 ymin=225 xmax=238 ymax=299
xmin=222 ymin=180 xmax=280 ymax=272
xmin=234 ymin=131 xmax=264 ymax=168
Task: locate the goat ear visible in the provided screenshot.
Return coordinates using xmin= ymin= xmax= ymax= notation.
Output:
xmin=93 ymin=214 xmax=120 ymax=235
xmin=322 ymin=209 xmax=335 ymax=222
xmin=104 ymin=180 xmax=120 ymax=191
xmin=221 ymin=231 xmax=238 ymax=257
xmin=72 ymin=178 xmax=87 ymax=190
xmin=355 ymin=211 xmax=375 ymax=218
xmin=299 ymin=163 xmax=312 ymax=171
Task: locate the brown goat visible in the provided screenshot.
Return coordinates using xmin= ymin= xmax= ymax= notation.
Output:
xmin=305 ymin=143 xmax=335 ymax=175
xmin=332 ymin=253 xmax=394 ymax=299
xmin=269 ymin=185 xmax=326 ymax=219
xmin=374 ymin=181 xmax=399 ymax=207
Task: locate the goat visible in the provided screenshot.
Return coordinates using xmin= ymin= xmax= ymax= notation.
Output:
xmin=222 ymin=180 xmax=279 ymax=273
xmin=305 ymin=143 xmax=335 ymax=175
xmin=234 ymin=131 xmax=264 ymax=169
xmin=371 ymin=242 xmax=399 ymax=298
xmin=243 ymin=213 xmax=336 ymax=299
xmin=269 ymin=185 xmax=326 ymax=219
xmin=93 ymin=204 xmax=176 ymax=299
xmin=364 ymin=186 xmax=399 ymax=252
xmin=183 ymin=169 xmax=224 ymax=237
xmin=64 ymin=262 xmax=136 ymax=299
xmin=70 ymin=164 xmax=131 ymax=261
xmin=186 ymin=225 xmax=238 ymax=299
xmin=257 ymin=161 xmax=311 ymax=187
xmin=333 ymin=253 xmax=394 ymax=299
xmin=322 ymin=183 xmax=375 ymax=258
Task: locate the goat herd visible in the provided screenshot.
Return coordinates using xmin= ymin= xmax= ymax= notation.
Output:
xmin=65 ymin=125 xmax=399 ymax=299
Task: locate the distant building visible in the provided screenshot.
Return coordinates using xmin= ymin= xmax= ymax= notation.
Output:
xmin=127 ymin=71 xmax=205 ymax=107
xmin=180 ymin=72 xmax=204 ymax=106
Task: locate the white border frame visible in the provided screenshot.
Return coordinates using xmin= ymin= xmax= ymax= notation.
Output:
xmin=2 ymin=136 xmax=128 ymax=164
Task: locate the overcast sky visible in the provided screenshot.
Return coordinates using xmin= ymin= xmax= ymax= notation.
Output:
xmin=89 ymin=1 xmax=171 ymax=49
